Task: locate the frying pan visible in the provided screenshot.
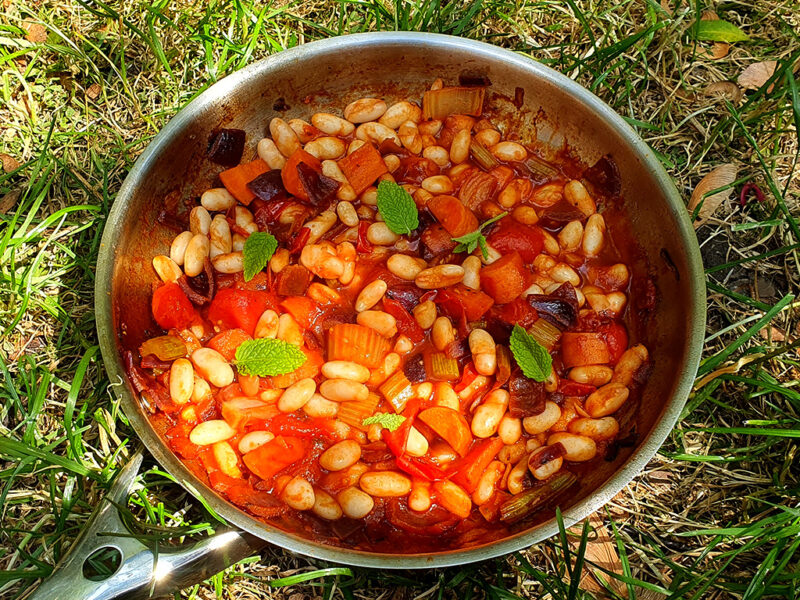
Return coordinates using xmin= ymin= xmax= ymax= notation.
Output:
xmin=36 ymin=32 xmax=705 ymax=598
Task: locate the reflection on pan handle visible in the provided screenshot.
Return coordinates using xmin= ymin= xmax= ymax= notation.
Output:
xmin=28 ymin=449 xmax=266 ymax=600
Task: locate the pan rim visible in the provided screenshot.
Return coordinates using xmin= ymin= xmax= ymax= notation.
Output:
xmin=95 ymin=31 xmax=706 ymax=568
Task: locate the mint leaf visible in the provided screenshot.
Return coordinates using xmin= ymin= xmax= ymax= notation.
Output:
xmin=362 ymin=412 xmax=406 ymax=432
xmin=377 ymin=180 xmax=419 ymax=235
xmin=509 ymin=324 xmax=552 ymax=382
xmin=242 ymin=232 xmax=277 ymax=282
xmin=235 ymin=338 xmax=307 ymax=376
xmin=692 ymin=20 xmax=749 ymax=43
xmin=452 ymin=211 xmax=508 ymax=260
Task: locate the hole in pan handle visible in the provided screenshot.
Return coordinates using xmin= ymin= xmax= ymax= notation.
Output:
xmin=27 ymin=448 xmax=266 ymax=600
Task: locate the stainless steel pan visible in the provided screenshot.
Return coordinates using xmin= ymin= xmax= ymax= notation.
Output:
xmin=36 ymin=32 xmax=705 ymax=598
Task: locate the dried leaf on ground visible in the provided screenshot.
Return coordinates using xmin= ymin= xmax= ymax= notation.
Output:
xmin=23 ymin=21 xmax=47 ymax=43
xmin=738 ymin=61 xmax=777 ymax=92
xmin=570 ymin=513 xmax=626 ymax=597
xmin=86 ymin=83 xmax=102 ymax=100
xmin=0 ymin=190 xmax=21 ymax=214
xmin=688 ymin=163 xmax=738 ymax=227
xmin=705 ymin=81 xmax=743 ymax=103
xmin=759 ymin=326 xmax=786 ymax=342
xmin=1 ymin=153 xmax=20 ymax=173
xmin=698 ymin=42 xmax=730 ymax=59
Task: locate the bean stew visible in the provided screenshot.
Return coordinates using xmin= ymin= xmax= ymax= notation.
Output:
xmin=129 ymin=79 xmax=652 ymax=552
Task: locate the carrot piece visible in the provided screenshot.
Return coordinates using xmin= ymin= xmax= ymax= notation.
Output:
xmin=561 ymin=332 xmax=611 ymax=368
xmin=219 ymin=159 xmax=270 ymax=206
xmin=269 ymin=348 xmax=323 ymax=388
xmin=337 ymin=143 xmax=388 ymax=195
xmin=480 ymin=251 xmax=530 ymax=305
xmin=282 ymin=149 xmax=322 ymax=201
xmin=427 ymin=195 xmax=479 ymax=237
xmin=488 ymin=165 xmax=514 ymax=191
xmin=450 ymin=437 xmax=504 ymax=493
xmin=207 ymin=328 xmax=252 ymax=361
xmin=327 ymin=323 xmax=391 ymax=368
xmin=418 ymin=407 xmax=472 ymax=456
xmin=243 ymin=435 xmax=306 ymax=481
xmin=279 ymin=296 xmax=319 ymax=329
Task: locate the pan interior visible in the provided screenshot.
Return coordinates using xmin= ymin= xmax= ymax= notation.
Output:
xmin=98 ymin=33 xmax=703 ymax=567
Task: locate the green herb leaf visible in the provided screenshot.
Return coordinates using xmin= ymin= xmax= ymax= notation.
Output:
xmin=235 ymin=338 xmax=307 ymax=376
xmin=242 ymin=232 xmax=278 ymax=282
xmin=362 ymin=412 xmax=406 ymax=432
xmin=376 ymin=180 xmax=419 ymax=235
xmin=692 ymin=20 xmax=749 ymax=43
xmin=509 ymin=324 xmax=552 ymax=382
xmin=451 ymin=211 xmax=508 ymax=260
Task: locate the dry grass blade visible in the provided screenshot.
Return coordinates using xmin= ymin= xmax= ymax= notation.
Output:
xmin=688 ymin=163 xmax=738 ymax=227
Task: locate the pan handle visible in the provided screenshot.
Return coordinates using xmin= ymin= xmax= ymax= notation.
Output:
xmin=28 ymin=450 xmax=267 ymax=600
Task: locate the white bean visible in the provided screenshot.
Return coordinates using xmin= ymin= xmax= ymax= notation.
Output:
xmin=415 ymin=264 xmax=464 ymax=289
xmin=490 ymin=141 xmax=527 ymax=162
xmin=278 ymin=378 xmax=316 ymax=413
xmin=191 ymin=348 xmax=233 ymax=387
xmin=337 ymin=487 xmax=375 ymax=518
xmin=582 ymin=213 xmax=606 ymax=256
xmin=320 ymin=378 xmax=369 ymax=403
xmin=169 ymin=358 xmax=194 ymax=404
xmin=189 ymin=206 xmax=211 ymax=236
xmin=189 ymin=420 xmax=235 ymax=445
xmin=585 ymin=383 xmax=629 ymax=418
xmin=238 ymin=431 xmax=274 ymax=454
xmin=170 ymin=231 xmax=193 ymax=266
xmin=320 ymin=440 xmax=362 ymax=471
xmin=359 ymin=471 xmax=412 ymax=497
xmin=201 ymin=187 xmax=236 ymax=212
xmin=269 ymin=117 xmax=301 ymax=157
xmin=522 ymin=401 xmax=561 ymax=434
xmin=152 ymin=255 xmax=182 ymax=283
xmin=211 ymin=251 xmax=243 ymax=274
xmin=366 ymin=222 xmax=400 ymax=246
xmin=345 ymin=98 xmax=387 ymax=123
xmin=183 ymin=234 xmax=209 ymax=277
xmin=257 ymin=137 xmax=286 ymax=169
xmin=282 ymin=476 xmax=315 ymax=510
xmin=321 ymin=361 xmax=370 ymax=383
xmin=547 ymin=432 xmax=597 ymax=461
xmin=379 ymin=101 xmax=421 ymax=129
xmin=209 ymin=214 xmax=232 ymax=259
xmin=355 ymin=279 xmax=388 ymax=312
xmin=311 ymin=112 xmax=355 ymax=136
xmin=304 ymin=136 xmax=346 ymax=160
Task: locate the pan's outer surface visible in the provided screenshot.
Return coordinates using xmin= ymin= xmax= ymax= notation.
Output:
xmin=96 ymin=32 xmax=705 ymax=568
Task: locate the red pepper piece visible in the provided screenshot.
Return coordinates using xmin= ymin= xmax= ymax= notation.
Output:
xmin=454 ymin=362 xmax=479 ymax=394
xmin=357 ymin=221 xmax=373 ymax=254
xmin=151 ymin=282 xmax=200 ymax=331
xmin=557 ymin=380 xmax=597 ymax=396
xmin=289 ymin=226 xmax=311 ymax=255
xmin=382 ymin=297 xmax=424 ymax=343
xmin=207 ymin=288 xmax=274 ymax=336
xmin=382 ymin=400 xmax=422 ymax=457
xmin=396 ymin=455 xmax=449 ymax=481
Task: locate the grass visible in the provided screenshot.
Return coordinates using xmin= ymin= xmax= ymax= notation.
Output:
xmin=1 ymin=0 xmax=799 ymax=598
